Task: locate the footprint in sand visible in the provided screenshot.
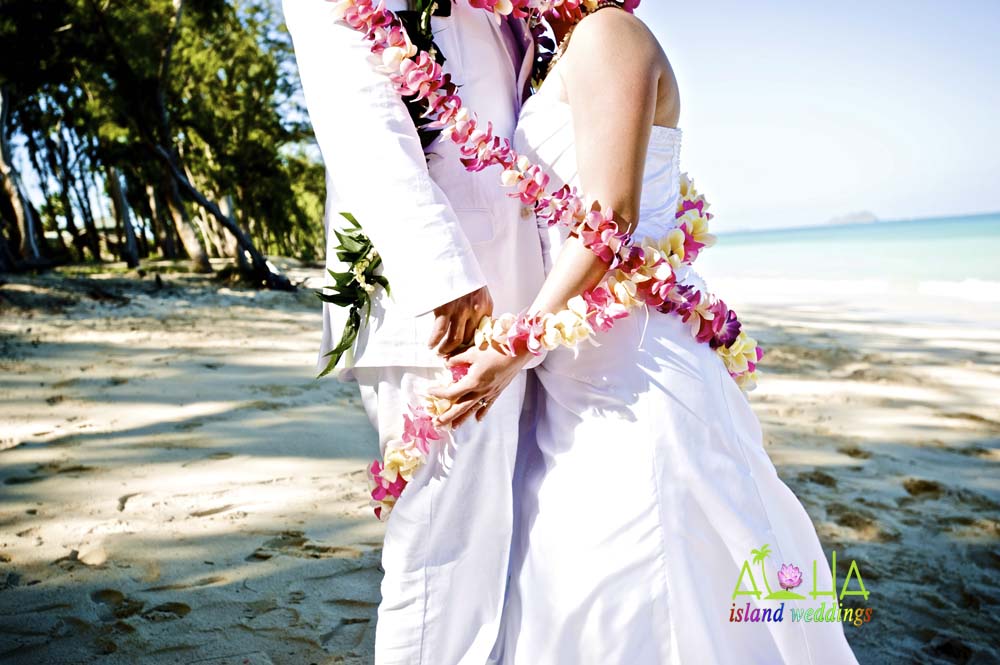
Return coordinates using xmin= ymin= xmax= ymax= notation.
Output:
xmin=321 ymin=616 xmax=372 ymax=651
xmin=937 ymin=515 xmax=1000 ymax=540
xmin=1 ymin=571 xmax=21 ymax=590
xmin=942 ymin=411 xmax=1000 ymax=433
xmin=923 ymin=634 xmax=975 ymax=663
xmin=44 ymin=614 xmax=121 ymax=657
xmin=247 ymin=531 xmax=365 ymax=561
xmin=4 ymin=474 xmax=45 ymax=485
xmin=903 ymin=477 xmax=945 ymax=499
xmin=117 ymin=493 xmax=140 ymax=512
xmin=954 ymin=488 xmax=1000 ymax=513
xmin=4 ymin=460 xmax=98 ymax=485
xmin=140 ymin=602 xmax=191 ymax=622
xmin=798 ymin=469 xmax=838 ymax=488
xmin=189 ymin=504 xmax=237 ymax=518
xmin=89 ymin=587 xmax=191 ymax=625
xmin=957 ymin=445 xmax=1000 ymax=462
xmin=826 ymin=501 xmax=900 ymax=543
xmin=838 ymin=445 xmax=872 ymax=459
xmin=250 ymin=383 xmax=304 ymax=398
xmin=180 ymin=451 xmax=235 ymax=468
xmin=143 ymin=575 xmax=226 ymax=592
xmin=90 ymin=589 xmax=144 ymax=620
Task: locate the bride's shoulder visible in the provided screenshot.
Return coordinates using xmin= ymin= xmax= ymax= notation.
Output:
xmin=568 ymin=7 xmax=664 ymax=65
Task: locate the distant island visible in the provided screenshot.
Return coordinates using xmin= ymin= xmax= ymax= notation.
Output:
xmin=825 ymin=210 xmax=879 ymax=226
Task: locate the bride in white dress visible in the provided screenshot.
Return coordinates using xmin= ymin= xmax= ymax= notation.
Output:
xmin=432 ymin=4 xmax=859 ymax=663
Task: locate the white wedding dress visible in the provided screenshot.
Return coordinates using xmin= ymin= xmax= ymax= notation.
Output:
xmin=493 ymin=73 xmax=860 ymax=664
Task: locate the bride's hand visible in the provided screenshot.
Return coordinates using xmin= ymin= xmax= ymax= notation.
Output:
xmin=428 ymin=345 xmax=531 ymax=429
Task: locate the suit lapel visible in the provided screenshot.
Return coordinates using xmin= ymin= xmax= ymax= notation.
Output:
xmin=485 ymin=15 xmax=535 ymax=106
xmin=511 ymin=19 xmax=536 ymax=103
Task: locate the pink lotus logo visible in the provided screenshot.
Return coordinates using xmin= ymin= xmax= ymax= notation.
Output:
xmin=777 ymin=564 xmax=803 ymax=591
xmin=739 ymin=545 xmax=808 ymax=601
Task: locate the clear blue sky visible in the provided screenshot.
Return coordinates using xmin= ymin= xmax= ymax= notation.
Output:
xmin=636 ymin=0 xmax=1000 ymax=231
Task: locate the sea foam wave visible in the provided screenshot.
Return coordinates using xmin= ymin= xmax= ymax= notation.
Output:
xmin=918 ymin=279 xmax=1000 ymax=303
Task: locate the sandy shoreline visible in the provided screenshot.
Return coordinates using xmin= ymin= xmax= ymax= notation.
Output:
xmin=1 ymin=263 xmax=998 ymax=664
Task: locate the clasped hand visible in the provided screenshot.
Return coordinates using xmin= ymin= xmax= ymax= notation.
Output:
xmin=429 ymin=343 xmax=531 ymax=428
xmin=426 ymin=286 xmax=529 ymax=428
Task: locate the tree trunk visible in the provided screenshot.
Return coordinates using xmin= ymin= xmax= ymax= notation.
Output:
xmin=66 ymin=130 xmax=102 ymax=260
xmin=45 ymin=130 xmax=88 ymax=260
xmin=72 ymin=179 xmax=102 ymax=261
xmin=107 ymin=167 xmax=140 ymax=268
xmin=25 ymin=132 xmax=70 ymax=259
xmin=161 ymin=173 xmax=211 ymax=272
xmin=84 ymin=166 xmax=111 ymax=237
xmin=217 ymin=194 xmax=239 ymax=258
xmin=0 ymin=227 xmax=15 ymax=272
xmin=181 ymin=165 xmax=224 ymax=259
xmin=50 ymin=112 xmax=89 ymax=259
xmin=134 ymin=214 xmax=150 ymax=258
xmin=191 ymin=212 xmax=220 ymax=258
xmin=153 ymin=144 xmax=292 ymax=290
xmin=0 ymin=87 xmax=44 ymax=264
xmin=146 ymin=183 xmax=177 ymax=259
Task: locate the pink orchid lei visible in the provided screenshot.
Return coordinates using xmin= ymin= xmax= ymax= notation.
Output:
xmin=331 ymin=0 xmax=761 ymax=520
xmin=469 ymin=0 xmax=642 ymax=24
xmin=474 ymin=174 xmax=763 ymax=395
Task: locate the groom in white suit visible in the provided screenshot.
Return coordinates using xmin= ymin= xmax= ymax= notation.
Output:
xmin=284 ymin=1 xmax=543 ymax=663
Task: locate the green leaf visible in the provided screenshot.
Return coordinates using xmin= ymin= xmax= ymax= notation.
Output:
xmin=334 ymin=230 xmax=365 ymax=254
xmin=325 ymin=270 xmax=356 ymax=285
xmin=317 ymin=292 xmax=360 ymax=307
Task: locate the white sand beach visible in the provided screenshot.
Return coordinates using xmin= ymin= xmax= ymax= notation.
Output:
xmin=1 ymin=262 xmax=998 ymax=664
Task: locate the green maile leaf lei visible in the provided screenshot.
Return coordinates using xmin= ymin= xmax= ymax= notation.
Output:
xmin=316 ymin=213 xmax=389 ymax=377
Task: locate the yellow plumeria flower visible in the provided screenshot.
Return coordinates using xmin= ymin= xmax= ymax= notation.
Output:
xmin=380 ymin=44 xmax=416 ymax=72
xmin=500 ymin=168 xmax=521 ymax=187
xmin=382 ymin=444 xmax=424 ymax=483
xmin=686 ymin=214 xmax=716 ymax=248
xmin=424 ymin=395 xmax=451 ymax=418
xmin=606 ymin=274 xmax=641 ymax=310
xmin=733 ymin=370 xmax=758 ymax=392
xmin=474 ymin=316 xmax=495 ymax=349
xmin=658 ymin=228 xmax=687 ymax=266
xmin=330 ymin=0 xmax=352 ymax=20
xmin=544 ymin=309 xmax=592 ymax=349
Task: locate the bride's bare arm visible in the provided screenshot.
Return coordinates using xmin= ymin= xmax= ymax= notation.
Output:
xmin=431 ymin=11 xmax=671 ymax=427
xmin=530 ymin=9 xmax=666 ymax=316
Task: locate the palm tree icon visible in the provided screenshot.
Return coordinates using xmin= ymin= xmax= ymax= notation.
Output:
xmin=752 ymin=543 xmax=807 ymax=600
xmin=751 ymin=544 xmax=774 ymax=597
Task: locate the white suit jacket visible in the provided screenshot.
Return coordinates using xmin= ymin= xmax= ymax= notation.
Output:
xmin=285 ymin=0 xmax=545 ymax=379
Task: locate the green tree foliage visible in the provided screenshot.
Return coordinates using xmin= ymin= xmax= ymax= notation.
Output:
xmin=0 ymin=0 xmax=323 ymax=283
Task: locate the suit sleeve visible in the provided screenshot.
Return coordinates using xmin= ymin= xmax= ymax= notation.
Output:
xmin=284 ymin=0 xmax=487 ymax=316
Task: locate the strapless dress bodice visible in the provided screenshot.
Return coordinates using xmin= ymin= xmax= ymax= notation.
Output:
xmin=513 ymin=77 xmax=705 ymax=291
xmin=514 ymin=80 xmax=683 ymax=242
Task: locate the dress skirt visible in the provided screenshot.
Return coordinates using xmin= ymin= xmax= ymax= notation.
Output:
xmin=495 ymin=306 xmax=860 ymax=664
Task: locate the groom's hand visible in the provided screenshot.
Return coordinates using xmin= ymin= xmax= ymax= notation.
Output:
xmin=428 ymin=286 xmax=493 ymax=356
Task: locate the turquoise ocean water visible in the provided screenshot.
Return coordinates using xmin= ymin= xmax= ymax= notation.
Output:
xmin=696 ymin=212 xmax=1000 ymax=309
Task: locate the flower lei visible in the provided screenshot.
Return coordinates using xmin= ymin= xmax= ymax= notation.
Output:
xmin=328 ymin=0 xmax=762 ymax=520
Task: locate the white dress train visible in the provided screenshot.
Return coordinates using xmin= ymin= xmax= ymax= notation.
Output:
xmin=493 ymin=78 xmax=859 ymax=664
